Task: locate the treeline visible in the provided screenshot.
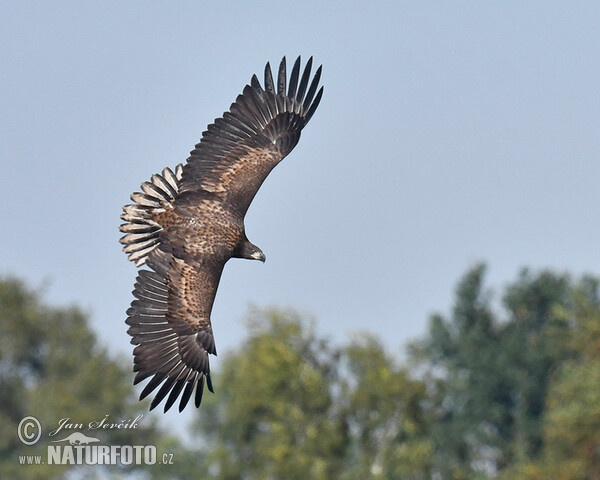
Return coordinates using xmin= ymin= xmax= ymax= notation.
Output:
xmin=1 ymin=264 xmax=599 ymax=479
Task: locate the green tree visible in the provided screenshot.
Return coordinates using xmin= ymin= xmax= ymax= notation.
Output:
xmin=498 ymin=268 xmax=576 ymax=464
xmin=543 ymin=278 xmax=600 ymax=479
xmin=193 ymin=308 xmax=346 ymax=479
xmin=410 ymin=264 xmax=503 ymax=479
xmin=411 ymin=264 xmax=578 ymax=478
xmin=340 ymin=335 xmax=432 ymax=479
xmin=502 ymin=277 xmax=600 ymax=480
xmin=191 ymin=307 xmax=433 ymax=479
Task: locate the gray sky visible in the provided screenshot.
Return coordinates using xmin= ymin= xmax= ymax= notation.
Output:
xmin=2 ymin=1 xmax=599 ymax=398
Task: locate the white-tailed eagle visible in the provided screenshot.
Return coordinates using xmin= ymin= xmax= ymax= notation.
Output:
xmin=119 ymin=56 xmax=323 ymax=412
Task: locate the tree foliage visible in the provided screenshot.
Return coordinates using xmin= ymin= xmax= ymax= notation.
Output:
xmin=191 ymin=307 xmax=432 ymax=479
xmin=194 ymin=308 xmax=344 ymax=479
xmin=2 ymin=263 xmax=599 ymax=479
xmin=340 ymin=334 xmax=432 ymax=479
xmin=412 ymin=264 xmax=600 ymax=479
xmin=500 ymin=277 xmax=600 ymax=480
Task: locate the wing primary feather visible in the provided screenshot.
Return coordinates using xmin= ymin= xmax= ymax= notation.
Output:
xmin=303 ymin=65 xmax=322 ymax=111
xmin=163 ymin=378 xmax=188 ymax=412
xmin=264 ymin=61 xmax=275 ymax=93
xmin=304 ymin=86 xmax=324 ymax=124
xmin=179 ymin=375 xmax=197 ymax=412
xmin=195 ymin=376 xmax=206 ymax=407
xmin=250 ymin=74 xmax=261 ymax=90
xmin=287 ymin=56 xmax=301 ymax=100
xmin=139 ymin=372 xmax=167 ymax=400
xmin=274 ymin=94 xmax=285 ymax=116
xmin=296 ymin=56 xmax=313 ymax=104
xmin=133 ymin=369 xmax=154 ymax=385
xmin=150 ymin=373 xmax=180 ymax=411
xmin=277 ymin=56 xmax=287 ymax=96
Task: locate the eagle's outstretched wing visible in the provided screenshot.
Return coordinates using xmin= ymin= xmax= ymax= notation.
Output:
xmin=179 ymin=56 xmax=323 ymax=215
xmin=126 ymin=249 xmax=224 ymax=412
xmin=120 ymin=56 xmax=323 ymax=412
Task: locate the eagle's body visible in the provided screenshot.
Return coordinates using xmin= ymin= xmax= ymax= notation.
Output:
xmin=119 ymin=56 xmax=323 ymax=412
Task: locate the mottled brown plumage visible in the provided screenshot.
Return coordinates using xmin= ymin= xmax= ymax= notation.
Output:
xmin=119 ymin=56 xmax=323 ymax=412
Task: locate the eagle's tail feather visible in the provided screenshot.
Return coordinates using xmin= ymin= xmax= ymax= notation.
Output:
xmin=119 ymin=164 xmax=183 ymax=266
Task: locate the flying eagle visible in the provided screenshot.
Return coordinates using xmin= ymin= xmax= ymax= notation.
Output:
xmin=119 ymin=56 xmax=323 ymax=412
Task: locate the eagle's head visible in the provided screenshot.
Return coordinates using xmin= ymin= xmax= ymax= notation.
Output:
xmin=235 ymin=239 xmax=266 ymax=263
